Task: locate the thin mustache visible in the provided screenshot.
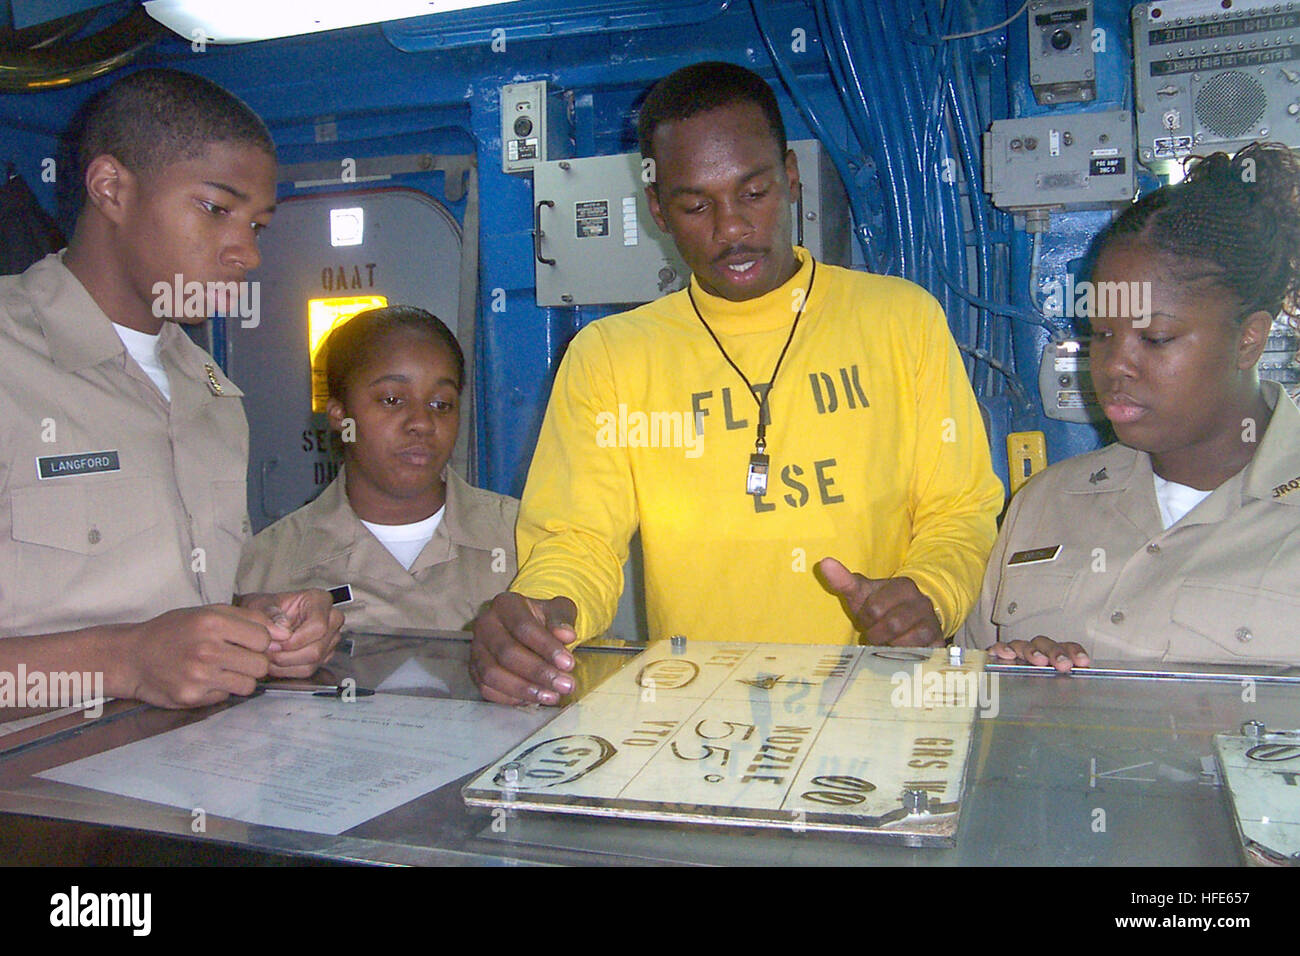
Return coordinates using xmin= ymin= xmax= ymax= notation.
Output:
xmin=713 ymin=247 xmax=766 ymax=264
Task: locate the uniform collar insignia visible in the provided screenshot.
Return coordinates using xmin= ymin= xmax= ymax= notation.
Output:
xmin=204 ymin=363 xmax=225 ymax=396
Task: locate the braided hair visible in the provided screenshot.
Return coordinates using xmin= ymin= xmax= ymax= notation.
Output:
xmin=1096 ymin=141 xmax=1300 ymax=323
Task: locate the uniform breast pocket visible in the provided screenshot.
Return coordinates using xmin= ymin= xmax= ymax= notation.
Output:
xmin=991 ymin=568 xmax=1079 ymax=641
xmin=211 ymin=479 xmax=249 ymax=543
xmin=205 ymin=479 xmax=250 ymax=602
xmin=1169 ymin=581 xmax=1300 ymax=663
xmin=11 ymin=477 xmax=161 ymax=554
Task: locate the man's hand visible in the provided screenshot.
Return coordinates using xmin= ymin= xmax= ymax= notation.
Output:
xmin=239 ymin=589 xmax=344 ymax=679
xmin=117 ymin=604 xmax=276 ymax=709
xmin=470 ymin=592 xmax=578 ymax=706
xmin=818 ymin=557 xmax=943 ymax=647
xmin=987 ymin=636 xmax=1090 ymax=673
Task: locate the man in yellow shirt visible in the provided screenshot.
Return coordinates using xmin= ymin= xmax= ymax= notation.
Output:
xmin=470 ymin=62 xmax=1002 ymax=705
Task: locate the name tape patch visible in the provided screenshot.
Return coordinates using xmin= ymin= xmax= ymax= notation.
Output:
xmin=1007 ymin=544 xmax=1062 ymax=566
xmin=36 ymin=450 xmax=121 ymax=480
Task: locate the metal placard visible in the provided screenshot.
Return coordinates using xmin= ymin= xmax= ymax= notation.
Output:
xmin=464 ymin=642 xmax=984 ymax=845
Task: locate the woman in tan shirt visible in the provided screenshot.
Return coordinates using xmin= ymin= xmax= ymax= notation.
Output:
xmin=963 ymin=142 xmax=1300 ymax=668
xmin=237 ymin=306 xmax=519 ymax=632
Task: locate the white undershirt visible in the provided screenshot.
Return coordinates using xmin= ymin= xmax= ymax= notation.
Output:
xmin=1153 ymin=473 xmax=1213 ymax=529
xmin=113 ymin=323 xmax=171 ymax=401
xmin=361 ymin=506 xmax=445 ymax=570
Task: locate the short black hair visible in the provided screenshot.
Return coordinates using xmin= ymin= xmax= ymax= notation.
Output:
xmin=1095 ymin=141 xmax=1300 ymax=322
xmin=636 ymin=61 xmax=786 ymax=167
xmin=74 ymin=68 xmax=275 ymax=188
xmin=324 ymin=305 xmax=465 ymax=402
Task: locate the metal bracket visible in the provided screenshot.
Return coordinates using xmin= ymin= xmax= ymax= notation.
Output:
xmin=278 ymin=153 xmax=476 ymax=202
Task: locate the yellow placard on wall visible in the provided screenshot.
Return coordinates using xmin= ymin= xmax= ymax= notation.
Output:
xmin=308 ymin=295 xmax=388 ymax=412
xmin=1006 ymin=431 xmax=1047 ymax=496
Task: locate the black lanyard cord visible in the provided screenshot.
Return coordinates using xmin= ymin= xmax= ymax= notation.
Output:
xmin=687 ymin=258 xmax=817 ymax=452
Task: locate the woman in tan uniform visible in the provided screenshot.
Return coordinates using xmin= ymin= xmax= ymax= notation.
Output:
xmin=963 ymin=142 xmax=1300 ymax=668
xmin=237 ymin=306 xmax=519 ymax=631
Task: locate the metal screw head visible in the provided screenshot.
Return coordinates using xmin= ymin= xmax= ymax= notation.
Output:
xmin=1242 ymin=720 xmax=1266 ymax=738
xmin=903 ymin=788 xmax=929 ymax=814
xmin=561 ymin=293 xmax=574 ymax=303
xmin=558 ymin=161 xmax=571 ymax=170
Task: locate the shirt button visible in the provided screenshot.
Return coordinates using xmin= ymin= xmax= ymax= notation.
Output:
xmin=1007 ymin=601 xmax=1018 ymax=615
xmin=1110 ymin=610 xmax=1125 ymax=624
xmin=1146 ymin=543 xmax=1161 ymax=554
xmin=1235 ymin=627 xmax=1253 ymax=643
xmin=87 ymin=528 xmax=101 ymax=545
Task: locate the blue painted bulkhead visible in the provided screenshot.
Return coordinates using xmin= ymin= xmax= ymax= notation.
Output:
xmin=0 ymin=0 xmax=1139 ymax=498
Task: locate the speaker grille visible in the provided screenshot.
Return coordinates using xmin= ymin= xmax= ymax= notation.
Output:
xmin=1194 ymin=71 xmax=1267 ymax=139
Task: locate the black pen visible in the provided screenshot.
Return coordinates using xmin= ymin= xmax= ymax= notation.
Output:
xmin=256 ymin=682 xmax=375 ymax=699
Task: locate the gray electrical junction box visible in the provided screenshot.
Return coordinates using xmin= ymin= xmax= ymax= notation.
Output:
xmin=531 ymin=139 xmax=850 ymax=307
xmin=984 ymin=111 xmax=1135 ymax=211
xmin=501 ymin=80 xmax=572 ymax=174
xmin=1028 ymin=0 xmax=1097 ymax=105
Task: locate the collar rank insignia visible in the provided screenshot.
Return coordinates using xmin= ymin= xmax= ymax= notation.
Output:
xmin=1088 ymin=467 xmax=1108 ymax=485
xmin=1271 ymin=476 xmax=1300 ymax=499
xmin=204 ymin=363 xmax=225 ymax=396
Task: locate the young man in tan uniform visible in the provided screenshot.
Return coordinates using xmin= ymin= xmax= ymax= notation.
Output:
xmin=0 ymin=69 xmax=341 ymax=709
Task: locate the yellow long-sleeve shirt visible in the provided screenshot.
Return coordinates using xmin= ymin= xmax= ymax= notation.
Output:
xmin=513 ymin=249 xmax=1003 ymax=644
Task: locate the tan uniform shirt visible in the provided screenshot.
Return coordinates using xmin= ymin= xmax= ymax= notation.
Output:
xmin=0 ymin=254 xmax=250 ymax=637
xmin=961 ymin=381 xmax=1300 ymax=664
xmin=236 ymin=467 xmax=519 ymax=632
